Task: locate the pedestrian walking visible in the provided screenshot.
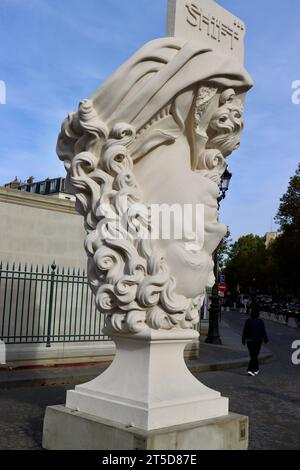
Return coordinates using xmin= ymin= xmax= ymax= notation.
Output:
xmin=242 ymin=303 xmax=269 ymax=376
xmin=246 ymin=298 xmax=252 ymax=315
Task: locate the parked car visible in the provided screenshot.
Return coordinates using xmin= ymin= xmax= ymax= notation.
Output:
xmin=256 ymin=295 xmax=273 ymax=313
xmin=257 ymin=299 xmax=300 ymax=327
xmin=284 ymin=303 xmax=300 ymax=323
xmin=270 ymin=303 xmax=285 ymax=315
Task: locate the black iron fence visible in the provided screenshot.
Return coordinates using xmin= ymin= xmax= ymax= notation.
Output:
xmin=0 ymin=262 xmax=203 ymax=346
xmin=0 ymin=262 xmax=108 ymax=346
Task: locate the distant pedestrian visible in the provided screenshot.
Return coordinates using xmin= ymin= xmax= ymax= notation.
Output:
xmin=242 ymin=303 xmax=269 ymax=376
xmin=246 ymin=299 xmax=252 ymax=315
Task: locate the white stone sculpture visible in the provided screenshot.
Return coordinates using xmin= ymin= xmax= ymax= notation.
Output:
xmin=54 ymin=1 xmax=253 ymax=433
xmin=58 ymin=38 xmax=251 ymax=336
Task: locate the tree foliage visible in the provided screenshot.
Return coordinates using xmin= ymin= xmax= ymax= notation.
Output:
xmin=224 ymin=164 xmax=300 ymax=300
xmin=218 ymin=227 xmax=232 ymax=268
xmin=224 ymin=234 xmax=268 ymax=294
xmin=275 ymin=163 xmax=300 ymax=232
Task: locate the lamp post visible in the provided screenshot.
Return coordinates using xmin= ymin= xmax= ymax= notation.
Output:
xmin=205 ymin=168 xmax=232 ymax=345
xmin=218 ymin=169 xmax=232 ymax=207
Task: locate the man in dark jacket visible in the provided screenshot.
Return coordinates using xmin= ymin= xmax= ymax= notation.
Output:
xmin=242 ymin=303 xmax=269 ymax=376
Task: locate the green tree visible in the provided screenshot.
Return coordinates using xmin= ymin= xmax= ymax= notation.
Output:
xmin=271 ymin=164 xmax=300 ymax=299
xmin=268 ymin=232 xmax=300 ymax=299
xmin=218 ymin=227 xmax=232 ymax=269
xmin=224 ymin=234 xmax=268 ymax=294
xmin=275 ymin=163 xmax=300 ymax=232
xmin=270 ymin=164 xmax=300 ymax=299
xmin=222 ymin=165 xmax=300 ymax=300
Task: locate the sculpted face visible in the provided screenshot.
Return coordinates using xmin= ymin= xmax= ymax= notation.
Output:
xmin=134 ymin=88 xmax=244 ymax=300
xmin=135 ymin=140 xmax=225 ymax=299
xmin=57 ymin=38 xmax=252 ymax=334
xmin=206 ymin=89 xmax=244 ymax=157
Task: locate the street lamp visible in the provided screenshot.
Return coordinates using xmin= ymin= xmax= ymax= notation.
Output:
xmin=205 ymin=168 xmax=232 ymax=345
xmin=218 ymin=168 xmax=232 ymax=208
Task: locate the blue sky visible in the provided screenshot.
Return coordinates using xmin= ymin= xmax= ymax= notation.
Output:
xmin=0 ymin=0 xmax=299 ymax=242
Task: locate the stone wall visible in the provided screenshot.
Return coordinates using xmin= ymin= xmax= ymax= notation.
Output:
xmin=0 ymin=187 xmax=86 ymax=270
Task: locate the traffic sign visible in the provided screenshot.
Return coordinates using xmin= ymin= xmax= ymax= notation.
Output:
xmin=218 ymin=283 xmax=227 ymax=293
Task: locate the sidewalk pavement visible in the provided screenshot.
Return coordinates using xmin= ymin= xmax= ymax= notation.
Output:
xmin=0 ymin=314 xmax=272 ymax=389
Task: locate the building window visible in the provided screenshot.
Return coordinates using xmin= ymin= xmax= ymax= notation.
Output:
xmin=39 ymin=182 xmax=46 ymax=194
xmin=49 ymin=179 xmax=57 ymax=193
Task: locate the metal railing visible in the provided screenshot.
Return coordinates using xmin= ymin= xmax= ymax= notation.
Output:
xmin=0 ymin=262 xmax=108 ymax=346
xmin=0 ymin=261 xmax=204 ymax=346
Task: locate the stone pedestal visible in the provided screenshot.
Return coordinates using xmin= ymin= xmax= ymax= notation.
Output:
xmin=43 ymin=405 xmax=248 ymax=450
xmin=65 ymin=330 xmax=228 ymax=431
xmin=42 ymin=329 xmax=237 ymax=450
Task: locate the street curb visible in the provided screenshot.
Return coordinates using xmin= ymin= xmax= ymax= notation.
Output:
xmin=189 ymin=352 xmax=272 ymax=373
xmin=0 ymin=352 xmax=273 ymax=390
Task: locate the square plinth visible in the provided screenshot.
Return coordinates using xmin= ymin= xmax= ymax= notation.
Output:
xmin=43 ymin=405 xmax=249 ymax=450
